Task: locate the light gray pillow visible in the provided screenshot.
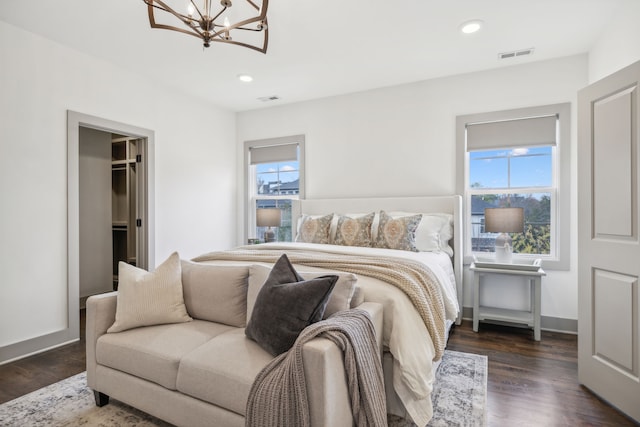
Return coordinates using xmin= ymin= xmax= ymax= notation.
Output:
xmin=181 ymin=261 xmax=249 ymax=327
xmin=108 ymin=252 xmax=192 ymax=333
xmin=350 ymin=286 xmax=365 ymax=308
xmin=248 ymin=264 xmax=358 ymax=321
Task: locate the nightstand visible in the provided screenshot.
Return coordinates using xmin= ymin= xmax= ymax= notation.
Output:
xmin=470 ymin=260 xmax=546 ymax=341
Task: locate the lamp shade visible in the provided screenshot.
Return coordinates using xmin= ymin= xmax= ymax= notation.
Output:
xmin=484 ymin=208 xmax=524 ymax=233
xmin=256 ymin=208 xmax=282 ymax=227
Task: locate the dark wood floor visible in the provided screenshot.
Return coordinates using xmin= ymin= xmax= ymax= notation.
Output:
xmin=446 ymin=322 xmax=639 ymax=427
xmin=0 ymin=310 xmax=86 ymax=405
xmin=0 ymin=313 xmax=637 ymax=426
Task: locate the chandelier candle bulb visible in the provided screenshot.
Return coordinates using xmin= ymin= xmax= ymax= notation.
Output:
xmin=223 ymin=16 xmax=231 ymax=40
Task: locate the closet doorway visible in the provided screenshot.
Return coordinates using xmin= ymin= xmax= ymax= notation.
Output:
xmin=78 ymin=129 xmax=145 ymax=306
xmin=67 ymin=112 xmax=155 ymax=331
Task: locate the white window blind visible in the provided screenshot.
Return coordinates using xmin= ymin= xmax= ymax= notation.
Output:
xmin=466 ymin=115 xmax=557 ymax=151
xmin=250 ymin=143 xmax=298 ymax=165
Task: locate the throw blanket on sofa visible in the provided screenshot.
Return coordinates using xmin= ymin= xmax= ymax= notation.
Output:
xmin=245 ymin=309 xmax=387 ymax=427
xmin=194 ymin=248 xmax=447 ymax=360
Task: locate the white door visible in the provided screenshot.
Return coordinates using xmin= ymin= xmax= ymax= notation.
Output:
xmin=578 ymin=59 xmax=640 ymax=422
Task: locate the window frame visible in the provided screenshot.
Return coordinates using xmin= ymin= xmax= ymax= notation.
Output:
xmin=244 ymin=135 xmax=306 ymax=243
xmin=456 ymin=103 xmax=570 ymax=270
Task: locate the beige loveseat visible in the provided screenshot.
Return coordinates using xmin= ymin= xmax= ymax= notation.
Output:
xmin=86 ymin=259 xmax=383 ymax=427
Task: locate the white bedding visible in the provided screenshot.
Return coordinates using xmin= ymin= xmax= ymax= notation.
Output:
xmin=195 ymin=241 xmax=459 ymax=425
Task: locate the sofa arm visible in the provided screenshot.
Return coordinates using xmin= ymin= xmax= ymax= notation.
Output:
xmin=86 ymin=292 xmax=117 ymax=389
xmin=302 ymin=302 xmax=383 ymax=427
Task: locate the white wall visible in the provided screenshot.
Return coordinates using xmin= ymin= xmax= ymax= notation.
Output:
xmin=0 ymin=21 xmax=236 ymax=353
xmin=588 ymin=0 xmax=640 ymax=83
xmin=237 ymin=55 xmax=588 ymax=323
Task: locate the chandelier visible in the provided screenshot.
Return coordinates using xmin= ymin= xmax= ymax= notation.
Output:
xmin=142 ymin=0 xmax=269 ymax=53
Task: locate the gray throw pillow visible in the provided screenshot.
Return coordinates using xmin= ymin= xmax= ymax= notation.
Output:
xmin=245 ymin=254 xmax=338 ymax=356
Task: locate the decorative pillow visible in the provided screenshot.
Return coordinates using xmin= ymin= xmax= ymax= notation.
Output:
xmin=333 ymin=212 xmax=375 ymax=247
xmin=295 ymin=214 xmax=333 ymax=244
xmin=421 ymin=213 xmax=454 ymax=255
xmin=245 ymin=254 xmax=338 ymax=356
xmin=107 ymin=252 xmax=192 ymax=333
xmin=181 ymin=261 xmax=249 ymax=327
xmin=375 ymin=211 xmax=422 ymax=252
xmin=247 ymin=264 xmax=357 ymax=321
xmin=388 ymin=211 xmax=454 ymax=255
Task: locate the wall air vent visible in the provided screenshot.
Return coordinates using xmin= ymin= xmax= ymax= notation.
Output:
xmin=258 ymin=95 xmax=281 ymax=102
xmin=498 ymin=48 xmax=534 ymax=60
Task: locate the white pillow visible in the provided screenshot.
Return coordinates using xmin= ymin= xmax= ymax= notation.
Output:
xmin=388 ymin=212 xmax=454 ymax=256
xmin=107 ymin=252 xmax=192 ymax=333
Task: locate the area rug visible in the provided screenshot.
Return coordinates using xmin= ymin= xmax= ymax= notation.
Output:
xmin=0 ymin=350 xmax=486 ymax=427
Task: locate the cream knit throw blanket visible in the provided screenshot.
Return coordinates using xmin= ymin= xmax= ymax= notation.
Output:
xmin=193 ymin=248 xmax=447 ymax=360
xmin=245 ymin=309 xmax=387 ymax=427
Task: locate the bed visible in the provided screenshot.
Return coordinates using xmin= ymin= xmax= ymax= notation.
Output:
xmin=193 ymin=195 xmax=463 ymax=426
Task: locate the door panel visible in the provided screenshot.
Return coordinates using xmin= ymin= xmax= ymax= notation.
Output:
xmin=593 ymin=269 xmax=636 ymax=374
xmin=593 ymin=86 xmax=636 ymax=238
xmin=578 ymin=60 xmax=640 ymax=422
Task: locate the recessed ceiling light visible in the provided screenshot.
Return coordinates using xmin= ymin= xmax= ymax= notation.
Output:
xmin=237 ymin=74 xmax=253 ymax=83
xmin=460 ymin=20 xmax=483 ymax=34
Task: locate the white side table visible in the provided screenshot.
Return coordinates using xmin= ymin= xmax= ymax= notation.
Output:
xmin=470 ymin=262 xmax=546 ymax=341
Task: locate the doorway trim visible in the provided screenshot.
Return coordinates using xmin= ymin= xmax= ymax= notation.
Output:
xmin=67 ymin=111 xmax=155 ymax=336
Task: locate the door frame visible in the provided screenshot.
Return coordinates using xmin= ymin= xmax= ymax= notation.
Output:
xmin=67 ymin=111 xmax=155 ymax=336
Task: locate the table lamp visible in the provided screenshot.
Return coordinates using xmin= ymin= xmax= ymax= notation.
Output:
xmin=484 ymin=207 xmax=524 ymax=263
xmin=256 ymin=208 xmax=282 ymax=243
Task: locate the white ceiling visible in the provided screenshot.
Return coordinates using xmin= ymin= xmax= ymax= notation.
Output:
xmin=0 ymin=0 xmax=631 ymax=112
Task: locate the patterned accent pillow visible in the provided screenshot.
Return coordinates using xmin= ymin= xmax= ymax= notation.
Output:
xmin=333 ymin=212 xmax=375 ymax=247
xmin=296 ymin=214 xmax=333 ymax=244
xmin=375 ymin=211 xmax=422 ymax=252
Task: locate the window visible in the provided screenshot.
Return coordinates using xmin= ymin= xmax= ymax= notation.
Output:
xmin=244 ymin=135 xmax=305 ymax=243
xmin=456 ymin=104 xmax=570 ymax=270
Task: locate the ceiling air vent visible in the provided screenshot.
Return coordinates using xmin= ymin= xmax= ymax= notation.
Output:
xmin=258 ymin=95 xmax=281 ymax=102
xmin=498 ymin=48 xmax=534 ymax=60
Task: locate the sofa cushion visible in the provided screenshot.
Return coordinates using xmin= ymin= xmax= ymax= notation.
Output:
xmin=97 ymin=320 xmax=235 ymax=390
xmin=181 ymin=261 xmax=249 ymax=327
xmin=176 ymin=329 xmax=274 ymax=416
xmin=108 ymin=252 xmax=192 ymax=333
xmin=248 ymin=264 xmax=358 ymax=322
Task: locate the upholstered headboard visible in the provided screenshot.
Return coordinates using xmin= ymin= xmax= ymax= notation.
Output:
xmin=292 ymin=195 xmax=463 ymax=325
